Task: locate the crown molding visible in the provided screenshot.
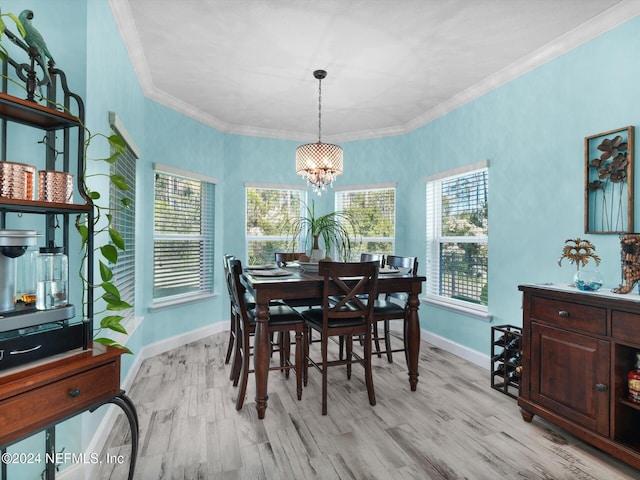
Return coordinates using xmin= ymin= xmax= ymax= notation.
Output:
xmin=109 ymin=0 xmax=639 ymax=143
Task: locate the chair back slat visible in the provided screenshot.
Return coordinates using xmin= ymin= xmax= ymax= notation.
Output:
xmin=228 ymin=258 xmax=249 ymax=322
xmin=319 ymin=261 xmax=379 ymax=324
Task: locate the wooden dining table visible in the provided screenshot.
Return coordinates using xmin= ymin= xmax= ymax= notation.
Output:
xmin=242 ymin=265 xmax=426 ymax=419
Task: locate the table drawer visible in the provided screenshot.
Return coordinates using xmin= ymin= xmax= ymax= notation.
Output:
xmin=612 ymin=310 xmax=640 ymax=344
xmin=0 ymin=362 xmax=118 ymax=445
xmin=530 ymin=295 xmax=606 ymax=335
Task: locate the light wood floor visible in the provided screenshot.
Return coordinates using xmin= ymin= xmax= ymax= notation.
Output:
xmin=97 ymin=332 xmax=640 ymax=479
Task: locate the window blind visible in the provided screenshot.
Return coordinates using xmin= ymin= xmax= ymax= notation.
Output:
xmin=109 ymin=142 xmax=136 ymax=322
xmin=153 ymin=171 xmax=215 ymax=300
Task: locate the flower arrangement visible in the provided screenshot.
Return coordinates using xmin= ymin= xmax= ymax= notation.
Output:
xmin=558 ymin=238 xmax=601 ymax=271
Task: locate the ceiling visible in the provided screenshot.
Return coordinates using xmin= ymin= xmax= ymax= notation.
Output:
xmin=110 ymin=0 xmax=636 ymax=143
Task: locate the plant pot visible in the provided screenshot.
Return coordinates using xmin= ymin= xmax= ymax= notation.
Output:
xmin=310 ymin=248 xmax=325 ymax=263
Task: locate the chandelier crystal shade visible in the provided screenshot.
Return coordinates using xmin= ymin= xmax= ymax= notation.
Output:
xmin=296 ymin=70 xmax=343 ymax=195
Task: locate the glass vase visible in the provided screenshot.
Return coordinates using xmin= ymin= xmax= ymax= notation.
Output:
xmin=573 ymin=269 xmax=603 ymax=292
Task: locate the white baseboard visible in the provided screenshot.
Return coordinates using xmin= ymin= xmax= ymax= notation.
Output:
xmin=59 ymin=321 xmax=227 ymax=480
xmin=422 ymin=328 xmax=490 ymax=371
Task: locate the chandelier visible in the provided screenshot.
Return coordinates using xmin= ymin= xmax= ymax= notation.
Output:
xmin=296 ymin=69 xmax=343 ymax=195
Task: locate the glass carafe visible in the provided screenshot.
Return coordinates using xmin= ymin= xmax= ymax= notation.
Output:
xmin=36 ymin=245 xmax=68 ymax=310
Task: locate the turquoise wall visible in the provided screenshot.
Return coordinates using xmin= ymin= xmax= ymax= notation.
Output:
xmin=4 ymin=0 xmax=640 ymax=471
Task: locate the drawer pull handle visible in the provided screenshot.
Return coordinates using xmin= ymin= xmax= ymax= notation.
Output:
xmin=68 ymin=388 xmax=81 ymax=398
xmin=9 ymin=345 xmax=42 ymax=355
xmin=595 ymin=383 xmax=608 ymax=392
xmin=558 ymin=310 xmax=569 ymax=318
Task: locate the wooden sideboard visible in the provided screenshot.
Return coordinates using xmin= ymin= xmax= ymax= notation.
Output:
xmin=519 ymin=284 xmax=640 ymax=470
xmin=0 ymin=344 xmax=138 ymax=479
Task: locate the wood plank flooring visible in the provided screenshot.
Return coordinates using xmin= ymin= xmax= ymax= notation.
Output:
xmin=96 ymin=332 xmax=640 ymax=479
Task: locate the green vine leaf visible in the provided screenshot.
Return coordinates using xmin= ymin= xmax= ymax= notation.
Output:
xmin=100 ymin=315 xmax=127 ymax=334
xmin=101 ymin=281 xmax=121 ymax=300
xmin=89 ymin=191 xmax=101 ymax=200
xmin=109 ymin=228 xmax=125 ymax=250
xmin=75 ymin=222 xmax=88 ymax=248
xmin=104 ymin=295 xmax=132 ymax=311
xmin=99 ymin=260 xmax=113 ymax=282
xmin=94 ymin=337 xmax=132 ymax=354
xmin=110 ymin=174 xmax=129 ymax=191
xmin=100 ymin=244 xmax=118 ymax=263
xmin=108 ymin=134 xmax=126 ymax=154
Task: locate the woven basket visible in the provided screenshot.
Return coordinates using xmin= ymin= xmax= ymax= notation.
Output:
xmin=0 ymin=161 xmax=36 ymax=200
xmin=38 ymin=170 xmax=73 ymax=204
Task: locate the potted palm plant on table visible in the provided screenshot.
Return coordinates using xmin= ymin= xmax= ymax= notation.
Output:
xmin=285 ymin=200 xmax=359 ymax=263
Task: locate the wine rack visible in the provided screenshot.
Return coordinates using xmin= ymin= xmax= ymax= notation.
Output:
xmin=491 ymin=324 xmax=522 ymax=398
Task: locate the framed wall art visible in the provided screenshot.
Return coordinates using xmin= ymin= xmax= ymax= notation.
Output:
xmin=584 ymin=126 xmax=634 ymax=234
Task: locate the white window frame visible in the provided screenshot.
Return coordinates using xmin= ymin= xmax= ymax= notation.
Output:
xmin=152 ymin=164 xmax=217 ymax=308
xmin=425 ymin=161 xmax=491 ymax=320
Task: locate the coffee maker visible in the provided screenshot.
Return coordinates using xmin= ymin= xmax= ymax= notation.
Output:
xmin=0 ymin=229 xmax=38 ymax=312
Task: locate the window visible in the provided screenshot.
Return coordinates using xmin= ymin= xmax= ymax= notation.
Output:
xmin=109 ymin=132 xmax=137 ymax=322
xmin=426 ymin=162 xmax=488 ymax=311
xmin=246 ymin=185 xmax=305 ymax=265
xmin=153 ymin=165 xmax=215 ymax=303
xmin=335 ymin=185 xmax=395 ymax=258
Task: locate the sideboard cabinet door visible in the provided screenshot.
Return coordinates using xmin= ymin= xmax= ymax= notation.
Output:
xmin=530 ymin=322 xmax=610 ymax=435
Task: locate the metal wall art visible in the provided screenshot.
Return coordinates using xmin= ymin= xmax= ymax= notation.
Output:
xmin=585 ymin=126 xmax=634 ymax=234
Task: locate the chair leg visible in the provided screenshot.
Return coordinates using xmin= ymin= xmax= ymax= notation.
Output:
xmin=303 ymin=326 xmax=310 ymax=387
xmin=295 ymin=329 xmax=303 ymax=400
xmin=346 ymin=335 xmax=353 ymax=380
xmin=224 ymin=308 xmax=235 ymax=365
xmin=321 ymin=333 xmax=329 ymax=416
xmin=373 ymin=322 xmax=382 ymax=358
xmin=364 ymin=327 xmax=376 ymax=407
xmin=384 ymin=320 xmax=393 ymax=363
xmin=230 ymin=316 xmax=243 ymax=386
xmin=235 ymin=330 xmax=251 ymax=410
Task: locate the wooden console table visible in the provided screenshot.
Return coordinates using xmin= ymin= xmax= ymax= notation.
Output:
xmin=519 ymin=284 xmax=640 ymax=470
xmin=0 ymin=344 xmax=138 ymax=479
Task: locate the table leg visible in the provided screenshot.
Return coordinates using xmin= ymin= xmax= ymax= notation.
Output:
xmin=254 ymin=302 xmax=270 ymax=419
xmin=406 ymin=292 xmax=421 ymax=391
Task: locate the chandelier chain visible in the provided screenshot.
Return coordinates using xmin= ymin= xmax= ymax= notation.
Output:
xmin=317 ymin=77 xmax=322 ymax=143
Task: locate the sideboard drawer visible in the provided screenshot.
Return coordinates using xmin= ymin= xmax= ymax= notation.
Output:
xmin=0 ymin=361 xmax=118 ymax=445
xmin=612 ymin=310 xmax=640 ymax=345
xmin=530 ymin=295 xmax=606 ymax=335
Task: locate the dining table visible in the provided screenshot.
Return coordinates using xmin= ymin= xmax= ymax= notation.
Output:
xmin=242 ymin=264 xmax=426 ymax=419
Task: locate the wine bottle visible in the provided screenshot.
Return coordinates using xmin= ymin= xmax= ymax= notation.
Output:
xmin=629 ymin=352 xmax=640 ymax=404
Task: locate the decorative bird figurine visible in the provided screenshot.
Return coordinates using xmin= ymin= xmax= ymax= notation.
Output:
xmin=18 ymin=9 xmax=55 ymax=85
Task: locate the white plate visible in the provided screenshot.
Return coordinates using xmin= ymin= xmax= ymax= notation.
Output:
xmin=379 ymin=267 xmax=404 ymax=275
xmin=246 ymin=264 xmax=277 ymax=270
xmin=248 ymin=269 xmax=292 ymax=277
xmin=298 ymin=262 xmax=320 ymax=274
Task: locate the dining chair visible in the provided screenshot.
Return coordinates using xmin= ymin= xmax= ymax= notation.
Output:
xmin=228 ymin=258 xmax=306 ymax=410
xmin=274 ymin=252 xmax=323 ymax=309
xmin=372 ymin=255 xmax=419 ymax=364
xmin=330 ymin=253 xmax=384 ymax=359
xmin=301 ymin=261 xmax=380 ymax=415
xmin=223 ymin=254 xmax=238 ymax=368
